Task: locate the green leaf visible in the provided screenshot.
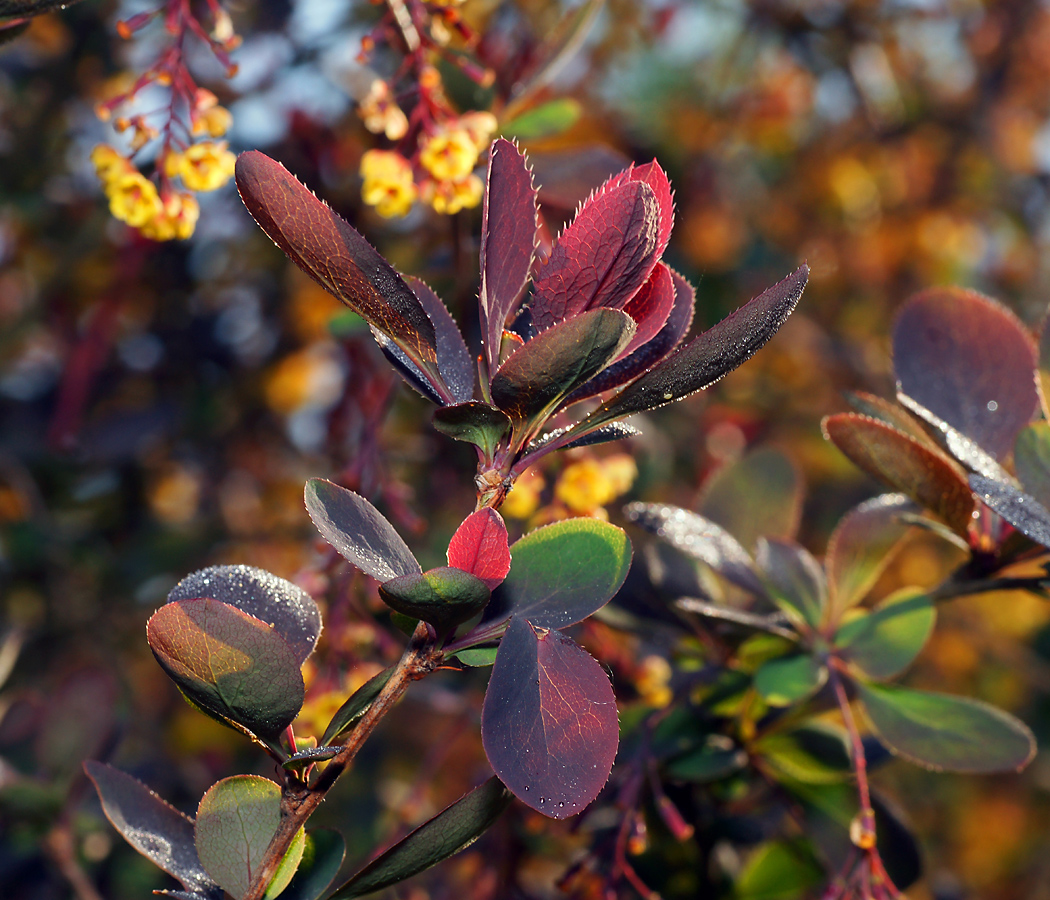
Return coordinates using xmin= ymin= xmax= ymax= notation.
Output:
xmin=195 ymin=776 xmax=306 ymax=900
xmin=320 ymin=668 xmax=394 ymax=746
xmin=856 ymin=682 xmax=1036 ymax=773
xmin=753 ymin=655 xmax=826 ymax=707
xmin=147 ymin=598 xmax=304 ymax=738
xmin=1015 ymin=422 xmax=1050 ymax=508
xmin=328 ymin=777 xmax=512 ymax=898
xmin=503 ymin=99 xmax=582 ymax=139
xmin=432 ymin=402 xmax=511 ymax=459
xmin=825 ymin=494 xmax=915 ymax=621
xmin=280 ymin=829 xmax=346 ymax=900
xmin=666 ymin=738 xmax=747 ymax=783
xmin=834 ymin=588 xmax=935 ymax=681
xmin=735 ymin=841 xmax=823 ymax=900
xmin=379 ymin=567 xmax=491 ymax=633
xmin=753 ymin=723 xmax=851 ymax=784
xmin=451 ymin=647 xmax=499 ymax=667
xmin=483 ymin=518 xmax=632 ymax=629
xmin=491 ymin=308 xmax=635 ymax=429
xmin=755 ymin=539 xmax=826 ymax=630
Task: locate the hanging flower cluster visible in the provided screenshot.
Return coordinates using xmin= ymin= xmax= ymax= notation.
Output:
xmin=90 ymin=1 xmax=240 ymax=241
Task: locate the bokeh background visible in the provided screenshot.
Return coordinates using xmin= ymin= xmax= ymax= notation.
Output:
xmin=4 ymin=1 xmax=1050 ymax=898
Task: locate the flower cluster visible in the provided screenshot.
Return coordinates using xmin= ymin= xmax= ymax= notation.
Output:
xmin=90 ymin=2 xmax=240 ymax=240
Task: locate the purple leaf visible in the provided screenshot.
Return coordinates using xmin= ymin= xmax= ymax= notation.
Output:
xmin=480 ymin=139 xmax=538 ymax=372
xmin=893 ymin=287 xmax=1038 ymax=461
xmin=970 ymin=473 xmax=1050 ymax=549
xmin=530 ymin=181 xmax=660 ymax=331
xmin=482 ymin=617 xmax=618 ymax=818
xmin=406 ymin=276 xmax=474 ymax=404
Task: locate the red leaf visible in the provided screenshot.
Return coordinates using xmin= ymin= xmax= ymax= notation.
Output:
xmin=604 ymin=159 xmax=674 ymax=259
xmin=482 ymin=617 xmax=619 ymax=819
xmin=480 ymin=139 xmax=538 ymax=373
xmin=530 ymin=181 xmax=660 ymax=331
xmin=447 ymin=508 xmax=511 ymax=590
xmin=619 ymin=261 xmax=676 ymax=358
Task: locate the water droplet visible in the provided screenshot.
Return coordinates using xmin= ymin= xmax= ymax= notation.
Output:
xmin=523 ymin=786 xmax=529 ymax=792
xmin=558 ymin=801 xmax=565 ymax=808
xmin=987 ymin=400 xmax=999 ymax=412
xmin=662 ymin=392 xmax=673 ymax=401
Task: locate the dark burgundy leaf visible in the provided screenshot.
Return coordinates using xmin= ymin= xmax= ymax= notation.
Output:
xmin=480 ymin=139 xmax=538 ymax=372
xmin=406 ymin=276 xmax=474 ymax=404
xmin=490 ymin=308 xmax=635 ymax=425
xmin=572 ymin=266 xmax=807 ymax=435
xmin=893 ymin=287 xmax=1038 ymax=461
xmin=235 ymin=152 xmax=440 ymax=380
xmin=84 ymin=761 xmax=222 ymax=899
xmin=528 ymin=421 xmax=642 ymax=455
xmin=447 ymin=508 xmax=511 ymax=590
xmin=305 ymin=478 xmax=420 ymax=582
xmin=970 ymin=474 xmax=1050 ymax=549
xmin=432 ymin=402 xmax=511 ymax=458
xmin=372 ymin=329 xmax=444 ymax=404
xmin=530 ymin=181 xmax=660 ymax=331
xmin=482 ymin=617 xmax=618 ymax=818
xmin=167 ymin=565 xmax=321 ymax=666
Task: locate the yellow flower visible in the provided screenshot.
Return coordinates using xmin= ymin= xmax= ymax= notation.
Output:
xmin=360 ymin=150 xmax=417 ymax=218
xmin=105 ymin=171 xmax=163 ymax=228
xmin=636 ymin=655 xmax=673 ymax=708
xmin=501 ymin=469 xmax=545 ymax=519
xmin=139 ymin=192 xmax=200 ymax=241
xmin=427 ymin=174 xmax=483 ymax=215
xmin=458 ymin=111 xmax=498 ymax=150
xmin=170 ymin=140 xmax=237 ymax=191
xmin=193 ymin=105 xmax=233 ymax=138
xmin=359 ymin=80 xmax=409 ymax=141
xmin=90 ymin=144 xmax=131 ymax=182
xmin=420 ymin=128 xmax=479 ymax=181
xmin=555 ymin=454 xmax=638 ymax=515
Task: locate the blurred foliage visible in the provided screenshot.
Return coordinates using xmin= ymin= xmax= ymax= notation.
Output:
xmin=5 ymin=1 xmax=1050 ymax=899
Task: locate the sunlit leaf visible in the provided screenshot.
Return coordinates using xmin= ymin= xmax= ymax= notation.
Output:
xmin=834 ymin=589 xmax=935 ymax=681
xmin=482 ymin=617 xmax=618 ymax=818
xmin=502 ymin=98 xmax=582 ymax=139
xmin=1014 ymin=422 xmax=1050 ymax=508
xmin=305 ymin=478 xmax=420 ymax=582
xmin=753 ymin=723 xmax=851 ymax=785
xmin=378 ymin=567 xmax=491 ymax=633
xmin=893 ymin=287 xmax=1038 ymax=461
xmin=970 ymin=473 xmax=1050 ymax=549
xmin=447 ymin=508 xmax=511 ymax=590
xmin=168 ymin=564 xmax=322 ymax=666
xmin=329 ymin=777 xmax=511 ymax=898
xmin=195 ymin=776 xmax=305 ymax=900
xmin=451 ymin=646 xmax=499 ymax=667
xmin=736 ymin=841 xmax=823 ymax=900
xmin=753 ymin=654 xmax=826 ymax=707
xmin=823 ymin=413 xmax=975 ymax=536
xmin=845 ymin=391 xmax=938 ymax=449
xmin=825 ymin=494 xmax=915 ymax=620
xmin=320 ymin=668 xmax=393 ymax=746
xmin=755 ymin=539 xmax=826 ymax=631
xmin=147 ymin=599 xmax=304 ymax=738
xmin=529 ymin=421 xmax=642 ymax=455
xmin=83 ymin=762 xmax=221 ymax=899
xmin=281 ymin=830 xmax=346 ymax=900
xmin=483 ymin=518 xmax=631 ymax=629
xmin=857 ymin=682 xmax=1036 ymax=773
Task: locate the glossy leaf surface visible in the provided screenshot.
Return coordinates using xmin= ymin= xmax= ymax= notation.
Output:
xmin=825 ymin=494 xmax=915 ymax=619
xmin=320 ymin=668 xmax=393 ymax=746
xmin=1014 ymin=422 xmax=1050 ymax=507
xmin=167 ymin=565 xmax=321 ymax=666
xmin=491 ymin=308 xmax=635 ymax=424
xmin=823 ymin=414 xmax=975 ymax=535
xmin=857 ymin=682 xmax=1036 ymax=773
xmin=447 ymin=508 xmax=511 ymax=590
xmin=305 ymin=479 xmax=420 ymax=582
xmin=623 ymin=502 xmax=765 ymax=596
xmin=195 ymin=776 xmax=305 ymax=900
xmin=753 ymin=654 xmax=826 ymax=707
xmin=378 ymin=567 xmax=490 ymax=632
xmin=405 ymin=276 xmax=473 ymax=404
xmin=755 ymin=539 xmax=827 ymax=630
xmin=484 ymin=518 xmax=631 ymax=629
xmin=281 ymin=830 xmax=346 ymax=900
xmin=479 ymin=139 xmax=537 ymax=370
xmin=575 ymin=266 xmax=808 ymax=434
xmin=893 ymin=287 xmax=1038 ymax=461
xmin=482 ymin=617 xmax=618 ymax=818
xmin=329 ymin=777 xmax=511 ymax=898
xmin=147 ymin=598 xmax=304 ymax=737
xmin=84 ymin=762 xmax=220 ymax=898
xmin=432 ymin=402 xmax=511 ymax=459
xmin=970 ymin=474 xmax=1050 ymax=549
xmin=834 ymin=589 xmax=935 ymax=681
xmin=235 ymin=152 xmax=438 ymax=377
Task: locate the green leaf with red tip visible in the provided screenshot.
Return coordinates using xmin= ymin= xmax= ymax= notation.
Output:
xmin=893 ymin=287 xmax=1038 ymax=461
xmin=328 ymin=777 xmax=511 ymax=898
xmin=447 ymin=508 xmax=511 ymax=590
xmin=147 ymin=598 xmax=304 ymax=738
xmin=571 ymin=266 xmax=807 ymax=436
xmin=480 ymin=139 xmax=538 ymax=372
xmin=305 ymin=478 xmax=420 ymax=582
xmin=490 ymin=308 xmax=635 ymax=426
xmin=234 ymin=151 xmax=442 ymax=387
xmin=822 ymin=413 xmax=975 ymax=536
xmin=753 ymin=654 xmax=826 ymax=707
xmin=834 ymin=588 xmax=935 ymax=681
xmin=84 ymin=762 xmax=221 ymax=899
xmin=483 ymin=518 xmax=631 ymax=629
xmin=195 ymin=776 xmax=305 ymax=900
xmin=530 ymin=181 xmax=660 ymax=330
xmin=825 ymin=494 xmax=915 ymax=621
xmin=482 ymin=617 xmax=618 ymax=818
xmin=856 ymin=682 xmax=1036 ymax=773
xmin=378 ymin=567 xmax=491 ymax=632
xmin=432 ymin=402 xmax=511 ymax=459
